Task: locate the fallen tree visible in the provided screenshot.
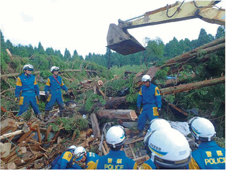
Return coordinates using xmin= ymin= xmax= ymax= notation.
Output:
xmin=161 ymin=76 xmax=225 ymax=95
xmin=135 ymin=37 xmax=225 ymax=83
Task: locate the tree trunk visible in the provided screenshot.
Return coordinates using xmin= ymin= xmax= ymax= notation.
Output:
xmin=134 ymin=37 xmax=225 ymax=83
xmin=161 ymin=76 xmax=225 ymax=95
xmin=90 ymin=113 xmax=101 ymax=138
xmin=162 ymin=43 xmax=225 ymax=68
xmin=97 ymin=109 xmax=137 ymax=121
xmin=105 ymin=96 xmax=127 ymax=109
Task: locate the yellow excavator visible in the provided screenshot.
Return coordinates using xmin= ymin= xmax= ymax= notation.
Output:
xmin=107 ymin=0 xmax=225 ymax=55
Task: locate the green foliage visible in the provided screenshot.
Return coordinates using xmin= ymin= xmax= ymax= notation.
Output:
xmin=110 ymin=65 xmax=145 ymax=76
xmin=84 ymin=93 xmax=106 ymax=112
xmin=50 ymin=116 xmax=89 ymax=132
xmin=75 ymin=118 xmax=89 ymax=130
xmin=126 ymin=75 xmax=138 ymax=104
xmin=105 ymin=78 xmax=128 ymax=97
xmin=214 ymin=137 xmax=225 ymax=148
xmin=40 ymin=70 xmax=52 ymax=78
xmin=155 ymin=67 xmax=170 ymax=84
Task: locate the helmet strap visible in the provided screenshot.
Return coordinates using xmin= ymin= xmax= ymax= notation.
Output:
xmin=150 ymin=152 xmax=155 ymax=162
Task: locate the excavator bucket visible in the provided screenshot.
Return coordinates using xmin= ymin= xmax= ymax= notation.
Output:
xmin=107 ymin=24 xmax=146 ymax=55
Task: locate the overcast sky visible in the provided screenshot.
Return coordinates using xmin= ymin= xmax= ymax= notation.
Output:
xmin=0 ymin=0 xmax=224 ymax=58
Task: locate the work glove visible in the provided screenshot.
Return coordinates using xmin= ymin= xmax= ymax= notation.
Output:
xmin=45 ymin=92 xmax=49 ymax=98
xmin=136 ymin=107 xmax=141 ymax=114
xmin=157 ymin=108 xmax=161 ymax=115
xmin=15 ymin=97 xmax=18 ymax=102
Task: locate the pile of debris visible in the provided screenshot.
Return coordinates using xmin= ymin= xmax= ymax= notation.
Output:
xmin=1 ymin=103 xmax=152 ymax=169
xmin=0 ymin=107 xmax=98 ymax=169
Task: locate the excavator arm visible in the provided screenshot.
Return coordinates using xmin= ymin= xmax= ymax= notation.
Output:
xmin=107 ymin=0 xmax=225 ymax=55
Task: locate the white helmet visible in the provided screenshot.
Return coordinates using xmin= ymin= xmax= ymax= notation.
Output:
xmin=147 ymin=128 xmax=191 ymax=168
xmin=23 ymin=64 xmax=34 ymax=71
xmin=74 ymin=146 xmax=86 ymax=161
xmin=141 ymin=75 xmax=151 ymax=82
xmin=51 ymin=66 xmax=60 ymax=73
xmin=106 ymin=125 xmax=125 ymax=148
xmin=188 ymin=117 xmax=216 ymax=141
xmin=68 ymin=145 xmax=77 ymax=151
xmin=144 ymin=118 xmax=171 ymax=145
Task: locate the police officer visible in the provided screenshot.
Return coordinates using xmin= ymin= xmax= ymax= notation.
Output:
xmin=74 ymin=146 xmax=99 ymax=169
xmin=137 ymin=74 xmax=162 ymax=137
xmin=51 ymin=145 xmax=81 ymax=169
xmin=44 ymin=66 xmax=68 ymax=120
xmin=96 ymin=125 xmax=138 ymax=169
xmin=15 ymin=64 xmax=42 ymax=119
xmin=188 ymin=117 xmax=225 ymax=169
xmin=140 ymin=128 xmax=191 ymax=169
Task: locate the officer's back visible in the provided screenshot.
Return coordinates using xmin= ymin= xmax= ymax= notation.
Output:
xmin=96 ymin=126 xmax=137 ymax=169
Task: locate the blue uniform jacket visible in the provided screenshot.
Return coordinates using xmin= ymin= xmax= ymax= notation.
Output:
xmin=52 ymin=150 xmax=81 ymax=169
xmin=96 ymin=150 xmax=137 ymax=169
xmin=44 ymin=75 xmax=68 ymax=93
xmin=189 ymin=141 xmax=225 ymax=169
xmin=137 ymin=84 xmax=162 ymax=108
xmin=15 ymin=73 xmax=39 ymax=97
xmin=86 ymin=152 xmax=99 ymax=169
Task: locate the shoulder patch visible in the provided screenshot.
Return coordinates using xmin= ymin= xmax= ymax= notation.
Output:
xmin=62 ymin=151 xmax=73 ymax=162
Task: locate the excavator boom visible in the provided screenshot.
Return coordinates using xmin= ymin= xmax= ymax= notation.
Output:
xmin=107 ymin=0 xmax=225 ymax=55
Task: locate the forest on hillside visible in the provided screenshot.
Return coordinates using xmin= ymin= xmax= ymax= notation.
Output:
xmin=1 ymin=26 xmax=225 ymax=140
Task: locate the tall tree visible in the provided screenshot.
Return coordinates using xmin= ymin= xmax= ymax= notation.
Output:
xmin=5 ymin=40 xmax=13 ymax=52
xmin=46 ymin=47 xmax=55 ymax=55
xmin=197 ymin=28 xmax=212 ymax=47
xmin=26 ymin=44 xmax=34 ymax=57
xmin=0 ymin=30 xmax=6 ymax=51
xmin=164 ymin=37 xmax=180 ymax=58
xmin=64 ymin=48 xmax=71 ymax=61
xmin=215 ymin=26 xmax=225 ymax=39
xmin=37 ymin=42 xmax=45 ymax=54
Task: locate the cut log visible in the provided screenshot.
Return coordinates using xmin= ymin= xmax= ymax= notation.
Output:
xmin=161 ymin=76 xmax=225 ymax=95
xmin=90 ymin=113 xmax=101 ymax=138
xmin=0 ymin=130 xmax=23 ymax=140
xmin=97 ymin=109 xmax=137 ymax=121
